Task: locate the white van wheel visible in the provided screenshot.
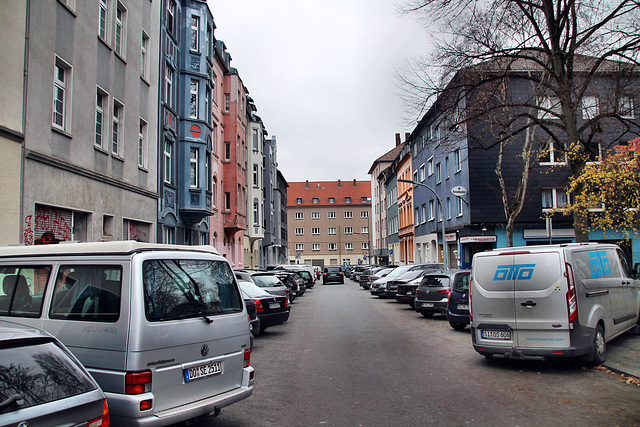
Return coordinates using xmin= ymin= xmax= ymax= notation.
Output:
xmin=591 ymin=324 xmax=606 ymax=365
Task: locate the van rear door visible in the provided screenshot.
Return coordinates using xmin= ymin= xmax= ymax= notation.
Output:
xmin=511 ymin=251 xmax=570 ymax=348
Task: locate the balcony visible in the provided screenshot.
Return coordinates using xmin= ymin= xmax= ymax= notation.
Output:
xmin=223 ymin=211 xmax=247 ymax=234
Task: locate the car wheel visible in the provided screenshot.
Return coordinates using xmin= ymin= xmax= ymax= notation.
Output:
xmin=259 ymin=325 xmax=268 ymax=334
xmin=587 ymin=324 xmax=606 ymax=366
xmin=420 ymin=311 xmax=434 ymax=318
xmin=449 ymin=321 xmax=467 ymax=330
xmin=408 ymin=301 xmax=415 ymax=309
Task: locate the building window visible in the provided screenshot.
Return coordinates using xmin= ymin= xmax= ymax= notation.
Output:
xmin=328 ymin=243 xmax=337 ymax=251
xmin=361 ymin=197 xmax=369 ymax=203
xmin=542 ymin=188 xmax=569 ymax=210
xmin=296 ymin=198 xmax=303 ymax=204
xmin=224 ymin=192 xmax=231 ymax=211
xmin=456 ymin=196 xmax=463 ymax=217
xmin=445 ymin=157 xmax=450 ymax=179
xmin=165 ymin=65 xmax=174 ymax=109
xmin=454 ymin=149 xmax=462 ymax=172
xmin=312 ymin=198 xmax=319 ymax=204
xmin=344 ymin=211 xmax=353 ymax=219
xmin=447 ymin=197 xmax=451 ymax=220
xmin=190 ymin=80 xmax=198 ymax=119
xmin=95 ymin=88 xmax=107 ymax=148
xmin=163 ymin=226 xmax=175 ymax=244
xmin=114 ymin=3 xmax=126 ymax=57
xmin=362 ymin=242 xmax=369 ymax=250
xmin=295 ymin=244 xmax=304 ymax=251
xmin=166 ymin=0 xmax=176 ymax=35
xmin=311 ymin=212 xmax=320 ymax=219
xmin=344 ymin=227 xmax=353 ymax=234
xmin=428 ymin=200 xmax=435 ymax=221
xmin=253 ymin=200 xmax=259 ymax=225
xmin=190 ymin=15 xmax=199 ymax=51
xmin=52 ymin=57 xmax=71 ymax=131
xmin=295 ymin=212 xmax=303 ymax=220
xmin=141 ymin=31 xmax=149 ymax=80
xmin=111 ymin=100 xmax=123 ymax=155
xmin=436 ymin=163 xmax=441 ymax=183
xmin=360 ymin=211 xmax=369 ymax=218
xmin=295 ymin=228 xmax=303 ymax=236
xmin=138 ymin=119 xmax=147 ymax=168
xmin=206 ymin=26 xmax=212 ymax=57
xmin=328 ymin=211 xmax=336 ymax=219
xmin=224 ymin=141 xmax=230 ymax=161
xmin=345 ymin=243 xmax=353 ymax=251
xmin=212 ymin=177 xmax=217 ymax=207
xmin=164 ymin=140 xmax=173 ymax=184
xmin=189 ymin=148 xmax=198 ymax=187
xmin=312 ymin=228 xmax=320 ymax=235
xmin=345 ymin=197 xmax=351 ymax=203
xmin=224 ymin=93 xmax=230 ymax=112
xmin=252 ymin=128 xmax=259 ymax=151
xmin=539 ymin=96 xmax=561 ymax=120
xmin=361 ymin=226 xmax=369 ymax=233
xmin=618 ymin=96 xmax=634 ymax=119
xmin=421 ymin=204 xmax=426 ymax=223
xmin=312 ymin=243 xmax=321 ymax=251
xmin=328 ymin=227 xmax=337 ymax=235
xmin=99 ymin=0 xmax=109 ymax=40
xmin=328 ymin=197 xmax=335 ymax=204
xmin=582 ymin=95 xmax=599 ymax=120
xmin=413 ymin=170 xmax=418 ymax=184
xmin=539 ymin=140 xmax=567 ymax=164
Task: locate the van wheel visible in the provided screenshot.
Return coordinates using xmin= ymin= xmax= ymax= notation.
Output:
xmin=589 ymin=324 xmax=606 ymax=366
xmin=449 ymin=321 xmax=467 ymax=330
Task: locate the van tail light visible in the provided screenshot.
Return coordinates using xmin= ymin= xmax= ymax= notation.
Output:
xmin=244 ymin=349 xmax=251 ymax=368
xmin=125 ymin=370 xmax=152 ymax=395
xmin=254 ymin=299 xmax=264 ymax=313
xmin=566 ymin=263 xmax=578 ymax=323
xmin=87 ymin=398 xmax=110 ymax=427
xmin=469 ymin=290 xmax=473 ymax=322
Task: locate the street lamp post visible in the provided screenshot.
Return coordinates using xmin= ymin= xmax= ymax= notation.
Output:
xmin=353 ymin=231 xmax=371 ymax=265
xmin=397 ymin=179 xmax=449 ymax=270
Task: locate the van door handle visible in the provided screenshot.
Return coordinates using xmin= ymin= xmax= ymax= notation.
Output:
xmin=521 ymin=301 xmax=537 ymax=307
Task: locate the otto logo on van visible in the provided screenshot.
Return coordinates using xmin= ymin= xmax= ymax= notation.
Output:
xmin=493 ymin=264 xmax=535 ymax=281
xmin=588 ymin=251 xmax=611 ymax=278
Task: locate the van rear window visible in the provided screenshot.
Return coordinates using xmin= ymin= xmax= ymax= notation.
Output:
xmin=143 ymin=259 xmax=243 ymax=322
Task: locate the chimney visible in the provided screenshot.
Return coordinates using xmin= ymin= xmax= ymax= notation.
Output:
xmin=405 ymin=133 xmax=410 ymax=142
xmin=395 ymin=133 xmax=401 ymax=146
xmin=337 ymin=179 xmax=341 ymax=188
xmin=353 ymin=179 xmax=357 ymax=187
xmin=305 ymin=180 xmax=309 ymax=189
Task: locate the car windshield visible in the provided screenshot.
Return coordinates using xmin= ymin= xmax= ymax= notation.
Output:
xmin=252 ymin=274 xmax=283 ymax=288
xmin=143 ymin=259 xmax=243 ymax=321
xmin=452 ymin=273 xmax=470 ymax=292
xmin=423 ymin=276 xmax=451 ymax=288
xmin=386 ymin=265 xmax=412 ymax=278
xmin=0 ymin=340 xmax=96 ymax=413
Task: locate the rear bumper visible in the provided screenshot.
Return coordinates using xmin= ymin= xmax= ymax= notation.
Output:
xmin=395 ymin=294 xmax=415 ymax=304
xmin=383 ymin=290 xmax=397 ymax=298
xmin=414 ymin=299 xmax=447 ymax=313
xmin=258 ymin=311 xmax=290 ymax=327
xmin=445 ymin=309 xmax=469 ymax=324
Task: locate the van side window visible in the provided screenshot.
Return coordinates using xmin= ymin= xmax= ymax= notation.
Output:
xmin=574 ymin=249 xmax=621 ymax=280
xmin=50 ymin=265 xmax=122 ymax=323
xmin=0 ymin=266 xmax=51 ymax=317
xmin=617 ymin=249 xmax=633 ymax=278
xmin=143 ymin=259 xmax=243 ymax=322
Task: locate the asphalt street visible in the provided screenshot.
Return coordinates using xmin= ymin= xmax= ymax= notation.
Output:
xmin=193 ymin=278 xmax=640 ymax=426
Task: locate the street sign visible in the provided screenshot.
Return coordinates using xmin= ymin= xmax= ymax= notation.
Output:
xmin=363 ymin=252 xmax=367 ymax=258
xmin=451 ymin=186 xmax=467 ymax=197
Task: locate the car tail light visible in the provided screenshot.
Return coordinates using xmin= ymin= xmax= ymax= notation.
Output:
xmin=140 ymin=399 xmax=152 ymax=411
xmin=87 ymin=398 xmax=110 ymax=427
xmin=244 ymin=349 xmax=251 ymax=368
xmin=339 ymin=272 xmax=344 ymax=276
xmin=437 ymin=289 xmax=451 ymax=295
xmin=284 ymin=298 xmax=289 ymax=309
xmin=447 ymin=292 xmax=452 ymax=303
xmin=566 ymin=263 xmax=578 ymax=323
xmin=254 ymin=299 xmax=264 ymax=313
xmin=125 ymin=371 xmax=151 ymax=395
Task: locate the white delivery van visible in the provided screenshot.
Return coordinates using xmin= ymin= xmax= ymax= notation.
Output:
xmin=0 ymin=241 xmax=254 ymax=426
xmin=470 ymin=243 xmax=639 ymax=364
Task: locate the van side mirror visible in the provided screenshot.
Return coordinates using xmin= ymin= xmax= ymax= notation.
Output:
xmin=634 ymin=263 xmax=640 ymax=279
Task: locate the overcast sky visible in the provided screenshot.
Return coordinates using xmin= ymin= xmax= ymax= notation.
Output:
xmin=207 ymin=0 xmax=432 ymax=183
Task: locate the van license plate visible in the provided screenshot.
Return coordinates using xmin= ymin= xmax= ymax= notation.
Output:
xmin=457 ymin=304 xmax=469 ymax=310
xmin=421 ymin=303 xmax=434 ymax=308
xmin=269 ymin=302 xmax=280 ymax=309
xmin=481 ymin=330 xmax=511 ymax=340
xmin=185 ymin=361 xmax=222 ymax=382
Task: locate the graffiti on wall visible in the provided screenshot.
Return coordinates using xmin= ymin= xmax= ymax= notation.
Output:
xmin=24 ymin=207 xmax=72 ymax=245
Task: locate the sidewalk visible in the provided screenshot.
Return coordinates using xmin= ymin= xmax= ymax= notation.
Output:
xmin=603 ymin=326 xmax=640 ymax=378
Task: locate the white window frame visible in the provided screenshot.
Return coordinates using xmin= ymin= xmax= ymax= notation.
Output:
xmin=111 ymin=99 xmax=123 ymax=156
xmin=329 ymin=197 xmax=335 ymax=204
xmin=345 ymin=243 xmax=354 ymax=251
xmin=539 ymin=96 xmax=561 ymax=120
xmin=311 ymin=212 xmax=320 ymax=219
xmin=295 ymin=228 xmax=304 ymax=236
xmin=95 ymin=87 xmax=107 ymax=148
xmin=295 ymin=243 xmax=304 ymax=251
xmin=456 ymin=196 xmax=464 ymax=217
xmin=312 ymin=227 xmax=320 ymax=235
xmin=427 ymin=157 xmax=434 ymax=176
xmin=166 ymin=0 xmax=176 ymax=35
xmin=296 ymin=198 xmax=303 ymax=205
xmin=539 ymin=140 xmax=567 ymax=165
xmin=52 ymin=57 xmax=72 ymax=132
xmin=582 ymin=95 xmax=599 ymax=120
xmin=312 ymin=243 xmax=321 ymax=251
xmin=190 ymin=79 xmax=199 ymax=119
xmin=328 ymin=211 xmax=336 ymax=219
xmin=328 ymin=227 xmax=337 ymax=235
xmin=189 ymin=147 xmax=199 ymax=188
xmin=252 ymin=163 xmax=259 ymax=186
xmin=435 ymin=163 xmax=441 ymax=183
xmin=361 ymin=242 xmax=369 ymax=250
xmin=344 ymin=227 xmax=353 ymax=234
xmin=542 ymin=188 xmax=569 ymax=212
xmin=421 ymin=204 xmax=426 ymax=224
xmin=344 ymin=211 xmax=353 ymax=219
xmin=328 ymin=243 xmax=337 ymax=251
xmin=428 ymin=200 xmax=435 ymax=221
xmin=419 ymin=163 xmax=426 ymax=181
xmin=345 ymin=197 xmax=351 ymax=204
xmin=114 ymin=2 xmax=126 ymax=58
xmin=618 ymin=96 xmax=634 ymax=119
xmin=165 ymin=65 xmax=174 ymax=109
xmin=138 ymin=118 xmax=147 ymax=169
xmin=141 ymin=31 xmax=150 ymax=81
xmin=312 ymin=198 xmax=319 ymax=204
xmin=98 ymin=0 xmax=109 ymax=41
xmin=190 ymin=15 xmax=199 ymax=52
xmin=447 ymin=197 xmax=451 ymax=220
xmin=361 ymin=226 xmax=369 ymax=234
xmin=454 ymin=149 xmax=462 ymax=173
xmin=164 ymin=140 xmax=173 ymax=184
xmin=295 ymin=212 xmax=303 ymax=220
xmin=360 ymin=211 xmax=369 ymax=218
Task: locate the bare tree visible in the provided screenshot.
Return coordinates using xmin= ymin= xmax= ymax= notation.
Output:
xmin=398 ymin=0 xmax=640 ymax=241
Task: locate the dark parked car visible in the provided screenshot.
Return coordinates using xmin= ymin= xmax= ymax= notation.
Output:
xmin=274 ymin=271 xmax=305 ymax=300
xmin=238 ymin=280 xmax=289 ymax=334
xmin=351 ymin=265 xmax=371 ymax=282
xmin=0 ymin=320 xmax=110 ymax=427
xmin=415 ymin=270 xmax=471 ymax=318
xmin=282 ymin=268 xmax=315 ymax=289
xmin=384 ymin=264 xmax=445 ymax=299
xmin=395 ymin=264 xmax=445 ymax=306
xmin=243 ymin=296 xmax=261 ymax=337
xmin=323 ymin=266 xmax=344 ymax=284
xmin=446 ymin=271 xmax=471 ymax=330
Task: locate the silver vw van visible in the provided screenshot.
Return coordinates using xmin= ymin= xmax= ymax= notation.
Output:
xmin=0 ymin=241 xmax=254 ymax=425
xmin=470 ymin=243 xmax=639 ymax=364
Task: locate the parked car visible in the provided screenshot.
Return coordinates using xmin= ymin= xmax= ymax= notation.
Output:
xmin=384 ymin=264 xmax=445 ymax=299
xmin=470 ymin=243 xmax=640 ymax=364
xmin=415 ymin=270 xmax=470 ymax=318
xmin=395 ymin=264 xmax=445 ymax=306
xmin=0 ymin=320 xmax=109 ymax=427
xmin=237 ymin=280 xmax=289 ymax=335
xmin=276 ymin=264 xmax=316 ymax=286
xmin=370 ymin=265 xmax=416 ymax=298
xmin=280 ymin=268 xmax=315 ymax=289
xmin=274 ymin=271 xmax=305 ymax=300
xmin=370 ymin=279 xmax=388 ymax=297
xmin=243 ymin=295 xmax=261 ymax=337
xmin=236 ymin=270 xmax=290 ymax=302
xmin=360 ymin=266 xmax=395 ymax=290
xmin=352 ymin=265 xmax=371 ymax=282
xmin=446 ymin=272 xmax=471 ymax=330
xmin=323 ymin=266 xmax=345 ymax=284
xmin=0 ymin=241 xmax=254 ymax=425
xmin=344 ymin=265 xmax=355 ymax=279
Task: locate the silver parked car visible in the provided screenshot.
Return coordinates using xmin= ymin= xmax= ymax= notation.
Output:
xmin=0 ymin=320 xmax=109 ymax=426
